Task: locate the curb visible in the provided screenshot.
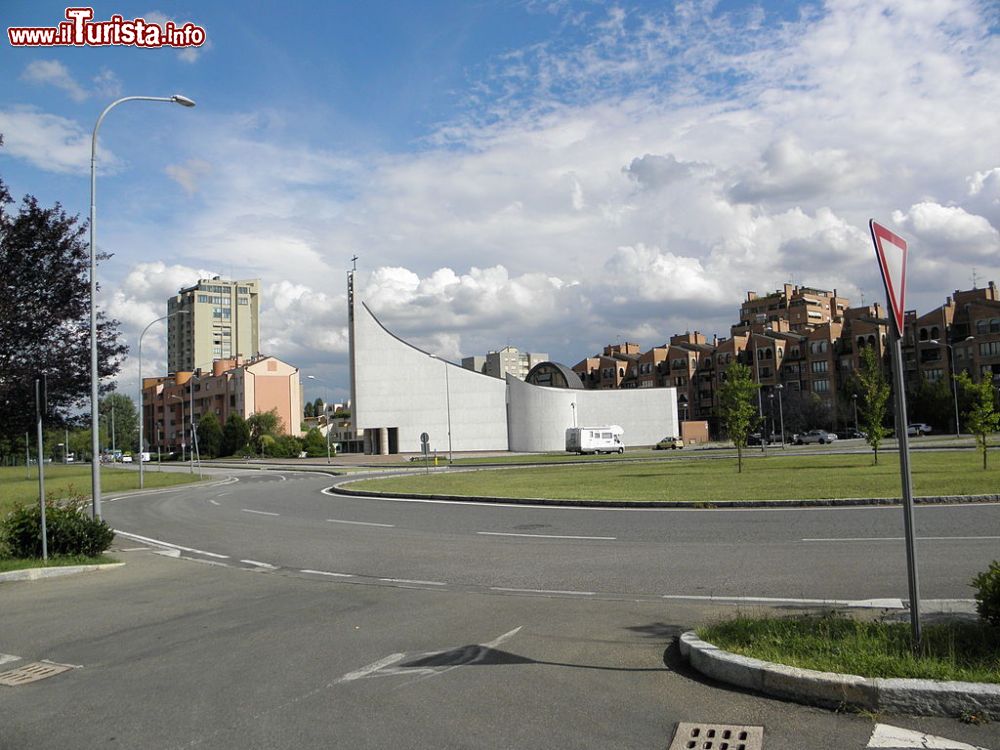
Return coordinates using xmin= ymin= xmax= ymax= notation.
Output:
xmin=0 ymin=562 xmax=125 ymax=583
xmin=328 ymin=479 xmax=1000 ymax=509
xmin=679 ymin=631 xmax=1000 ymax=717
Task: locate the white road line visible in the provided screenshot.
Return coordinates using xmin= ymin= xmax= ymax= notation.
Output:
xmin=803 ymin=535 xmax=1000 ymax=542
xmin=336 ymin=653 xmax=407 ymax=683
xmin=241 ymin=508 xmax=280 ymax=516
xmin=117 ymin=547 xmax=150 ymax=552
xmin=0 ymin=654 xmax=21 ymax=667
xmin=379 ymin=578 xmax=447 ymax=586
xmin=113 ymin=530 xmax=230 ymax=559
xmin=327 ymin=519 xmax=395 ymax=527
xmin=300 ymin=569 xmax=354 ymax=578
xmin=217 ymin=492 xmax=231 ymax=496
xmin=868 ymin=723 xmax=989 ymax=749
xmin=209 ymin=499 xmax=220 ymax=506
xmin=491 ymin=587 xmax=595 ymax=596
xmin=660 ymin=594 xmax=909 ymax=609
xmin=477 ymin=531 xmax=616 ymax=540
xmin=241 ymin=559 xmax=277 ymax=569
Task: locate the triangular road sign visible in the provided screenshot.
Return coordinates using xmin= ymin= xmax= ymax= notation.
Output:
xmin=870 ymin=219 xmax=908 ymax=335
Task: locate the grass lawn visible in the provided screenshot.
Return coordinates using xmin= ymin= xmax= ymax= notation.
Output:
xmin=0 ymin=554 xmax=119 ymax=573
xmin=0 ymin=465 xmax=204 ymax=517
xmin=396 ymin=451 xmax=643 ymax=467
xmin=698 ymin=614 xmax=1000 ymax=684
xmin=351 ymin=450 xmax=1000 ymax=502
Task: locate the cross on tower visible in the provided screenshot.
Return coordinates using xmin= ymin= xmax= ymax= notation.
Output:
xmin=351 ymin=255 xmax=359 ymax=272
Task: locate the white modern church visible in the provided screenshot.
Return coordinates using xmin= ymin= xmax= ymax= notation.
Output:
xmin=348 ymin=272 xmax=679 ymax=455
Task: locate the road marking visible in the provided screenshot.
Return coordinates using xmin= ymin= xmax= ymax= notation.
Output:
xmin=217 ymin=492 xmax=230 ymax=496
xmin=335 ymin=626 xmax=522 ymax=684
xmin=300 ymin=569 xmax=354 ymax=578
xmin=803 ymin=535 xmax=1000 ymax=542
xmin=117 ymin=546 xmax=150 ymax=552
xmin=327 ymin=519 xmax=395 ymax=527
xmin=0 ymin=654 xmax=21 ymax=667
xmin=337 ymin=653 xmax=407 ymax=683
xmin=477 ymin=531 xmax=616 ymax=540
xmin=240 ymin=559 xmax=277 ymax=569
xmin=209 ymin=499 xmax=220 ymax=506
xmin=113 ymin=530 xmax=229 ymax=559
xmin=491 ymin=587 xmax=595 ymax=596
xmin=241 ymin=508 xmax=279 ymax=517
xmin=379 ymin=578 xmax=447 ymax=586
xmin=661 ymin=594 xmax=906 ymax=608
xmin=868 ymin=723 xmax=989 ymax=749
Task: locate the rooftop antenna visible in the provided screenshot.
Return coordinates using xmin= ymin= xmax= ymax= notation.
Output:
xmin=351 ymin=255 xmax=359 ymax=272
xmin=972 ymin=267 xmax=978 ymax=289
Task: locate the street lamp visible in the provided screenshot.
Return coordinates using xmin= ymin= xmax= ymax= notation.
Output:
xmin=776 ymin=384 xmax=785 ymax=449
xmin=429 ymin=354 xmax=453 ymax=464
xmin=306 ymin=374 xmax=332 ymax=463
xmin=852 ymin=393 xmax=859 ymax=435
xmin=89 ymin=93 xmax=196 ymax=520
xmin=138 ymin=311 xmax=188 ymax=488
xmin=751 ymin=336 xmax=765 ymax=453
xmin=168 ymin=394 xmax=185 ymax=463
xmin=928 ymin=337 xmax=974 ymax=439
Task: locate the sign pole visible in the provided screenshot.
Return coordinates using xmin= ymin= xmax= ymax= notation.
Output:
xmin=889 ymin=323 xmax=921 ymax=651
xmin=870 ymin=219 xmax=921 ymax=652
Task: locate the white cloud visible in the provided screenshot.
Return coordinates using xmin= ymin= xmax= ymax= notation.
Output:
xmin=893 ymin=202 xmax=1000 ymax=257
xmin=21 ymin=60 xmax=88 ymax=102
xmin=143 ymin=10 xmax=212 ymax=63
xmin=0 ymin=107 xmax=114 ymax=173
xmin=165 ymin=159 xmax=212 ymax=195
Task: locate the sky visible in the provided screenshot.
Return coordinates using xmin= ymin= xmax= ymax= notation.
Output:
xmin=3 ymin=0 xmax=999 ymax=407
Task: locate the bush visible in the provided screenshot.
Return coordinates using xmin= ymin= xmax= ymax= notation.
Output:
xmin=972 ymin=560 xmax=1000 ymax=627
xmin=1 ymin=499 xmax=115 ymax=559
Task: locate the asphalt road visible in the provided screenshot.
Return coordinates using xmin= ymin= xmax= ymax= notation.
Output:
xmin=3 ymin=468 xmax=999 ymax=749
xmin=102 ymin=468 xmax=1000 ymax=602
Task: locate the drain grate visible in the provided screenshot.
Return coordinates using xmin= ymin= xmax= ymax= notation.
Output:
xmin=0 ymin=661 xmax=74 ymax=687
xmin=668 ymin=722 xmax=764 ymax=750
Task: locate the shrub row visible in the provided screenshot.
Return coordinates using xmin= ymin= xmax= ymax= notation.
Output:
xmin=1 ymin=500 xmax=114 ymax=559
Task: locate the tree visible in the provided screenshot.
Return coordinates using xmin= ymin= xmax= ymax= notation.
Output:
xmin=221 ymin=414 xmax=250 ymax=457
xmin=302 ymin=427 xmax=328 ymax=457
xmin=197 ymin=413 xmax=224 ymax=459
xmin=718 ymin=362 xmax=760 ymax=473
xmin=909 ymin=375 xmax=952 ymax=434
xmin=313 ymin=397 xmax=326 ymax=417
xmin=100 ymin=393 xmax=138 ymax=454
xmin=857 ymin=346 xmax=890 ymax=465
xmin=0 ymin=146 xmax=128 ymax=456
xmin=304 ymin=401 xmax=315 ymax=418
xmin=956 ymin=372 xmax=999 ymax=470
xmin=247 ymin=409 xmax=283 ymax=454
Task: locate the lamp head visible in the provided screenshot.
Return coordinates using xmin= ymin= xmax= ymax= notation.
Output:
xmin=171 ymin=94 xmax=196 ymax=108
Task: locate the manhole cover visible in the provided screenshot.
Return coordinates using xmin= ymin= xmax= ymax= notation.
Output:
xmin=668 ymin=722 xmax=764 ymax=750
xmin=0 ymin=661 xmax=74 ymax=686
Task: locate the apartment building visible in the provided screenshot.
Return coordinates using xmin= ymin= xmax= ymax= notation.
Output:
xmin=141 ymin=355 xmax=303 ymax=454
xmin=462 ymin=346 xmax=548 ymax=381
xmin=167 ymin=277 xmax=261 ymax=374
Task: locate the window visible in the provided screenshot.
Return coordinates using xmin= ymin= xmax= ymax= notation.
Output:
xmin=993 ymin=318 xmax=1000 ymax=333
xmin=813 ymin=379 xmax=830 ymax=393
xmin=980 ymin=341 xmax=1000 ymax=358
xmin=811 ymin=360 xmax=828 ymax=373
xmin=925 ymin=369 xmax=943 ymax=382
xmin=930 ymin=326 xmax=940 ymax=339
xmin=977 ymin=319 xmax=989 ymax=334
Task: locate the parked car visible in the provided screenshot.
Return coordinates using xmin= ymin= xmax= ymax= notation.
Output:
xmin=837 ymin=429 xmax=866 ymax=440
xmin=121 ymin=454 xmax=133 ymax=463
xmin=655 ymin=436 xmax=684 ymax=450
xmin=907 ymin=423 xmax=932 ymax=436
xmin=747 ymin=432 xmax=774 ymax=446
xmin=795 ymin=429 xmax=838 ymax=445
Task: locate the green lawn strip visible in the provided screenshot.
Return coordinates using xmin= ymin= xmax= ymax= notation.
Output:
xmin=394 ymin=451 xmax=646 ymax=466
xmin=0 ymin=554 xmax=120 ymax=573
xmin=0 ymin=466 xmax=205 ymax=518
xmin=350 ymin=451 xmax=999 ymax=502
xmin=697 ymin=614 xmax=1000 ymax=684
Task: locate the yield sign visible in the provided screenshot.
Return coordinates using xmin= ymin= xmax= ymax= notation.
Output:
xmin=870 ymin=219 xmax=908 ymax=335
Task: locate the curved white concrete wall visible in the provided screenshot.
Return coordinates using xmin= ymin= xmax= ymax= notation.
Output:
xmin=352 ymin=301 xmax=508 ymax=453
xmin=507 ymin=376 xmax=678 ymax=452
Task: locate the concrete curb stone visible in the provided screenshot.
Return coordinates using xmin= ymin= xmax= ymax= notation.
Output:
xmin=680 ymin=631 xmax=1000 ymax=717
xmin=0 ymin=562 xmax=125 ymax=583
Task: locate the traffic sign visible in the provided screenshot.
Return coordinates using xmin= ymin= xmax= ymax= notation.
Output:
xmin=869 ymin=219 xmax=908 ymax=335
xmin=420 ymin=432 xmax=429 ymax=445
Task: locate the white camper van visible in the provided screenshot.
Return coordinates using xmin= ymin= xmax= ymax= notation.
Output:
xmin=566 ymin=426 xmax=625 ymax=455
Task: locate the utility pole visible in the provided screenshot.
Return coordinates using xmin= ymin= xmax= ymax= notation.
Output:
xmin=35 ymin=378 xmax=48 ymax=561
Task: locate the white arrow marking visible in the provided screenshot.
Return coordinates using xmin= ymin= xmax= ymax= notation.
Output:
xmin=868 ymin=723 xmax=991 ymax=749
xmin=334 ymin=627 xmax=523 ymax=684
xmin=0 ymin=654 xmax=21 ymax=667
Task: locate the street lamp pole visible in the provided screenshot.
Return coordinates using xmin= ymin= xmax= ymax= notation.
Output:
xmin=139 ymin=311 xmax=187 ymax=489
xmin=306 ymin=374 xmax=332 ymax=463
xmin=89 ymin=93 xmax=195 ymax=520
xmin=169 ymin=395 xmax=185 ymax=463
xmin=752 ymin=335 xmax=765 ymax=453
xmin=852 ymin=393 xmax=859 ymax=434
xmin=928 ymin=337 xmax=973 ymax=439
xmin=776 ymin=384 xmax=785 ymax=449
